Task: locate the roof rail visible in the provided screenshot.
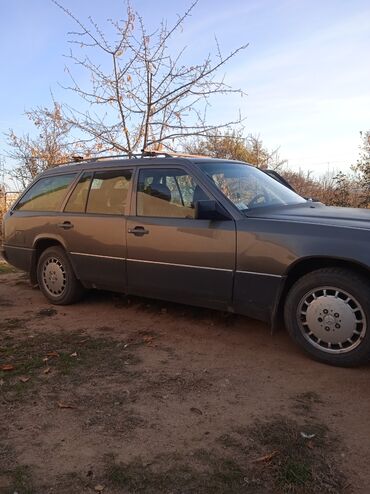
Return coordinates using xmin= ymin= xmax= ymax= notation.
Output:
xmin=57 ymin=149 xmax=209 ymax=167
xmin=57 ymin=152 xmax=145 ymax=167
xmin=143 ymin=149 xmax=209 ymax=159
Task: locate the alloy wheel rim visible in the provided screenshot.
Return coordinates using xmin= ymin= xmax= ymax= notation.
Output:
xmin=297 ymin=286 xmax=366 ymax=354
xmin=42 ymin=257 xmax=66 ymax=297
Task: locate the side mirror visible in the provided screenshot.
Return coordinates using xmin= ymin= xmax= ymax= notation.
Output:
xmin=195 ymin=200 xmax=231 ymax=220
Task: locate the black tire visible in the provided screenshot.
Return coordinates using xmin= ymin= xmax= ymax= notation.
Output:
xmin=284 ymin=267 xmax=370 ymax=367
xmin=37 ymin=246 xmax=84 ymax=305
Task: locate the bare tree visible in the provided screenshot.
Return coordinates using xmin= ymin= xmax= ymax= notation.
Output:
xmin=185 ymin=130 xmax=286 ymax=169
xmin=5 ymin=103 xmax=80 ymax=188
xmin=48 ymin=0 xmax=248 ymax=155
xmin=331 ymin=171 xmax=351 ymax=207
xmin=244 ymin=135 xmax=286 ymax=170
xmin=353 ymin=130 xmax=370 ymax=207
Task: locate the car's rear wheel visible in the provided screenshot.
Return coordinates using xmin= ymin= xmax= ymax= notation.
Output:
xmin=37 ymin=246 xmax=84 ymax=305
xmin=284 ymin=268 xmax=370 ymax=367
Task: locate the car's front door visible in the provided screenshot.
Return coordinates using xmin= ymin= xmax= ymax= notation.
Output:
xmin=126 ymin=166 xmax=236 ymax=309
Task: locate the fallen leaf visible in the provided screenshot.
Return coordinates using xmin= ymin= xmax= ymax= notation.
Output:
xmin=253 ymin=450 xmax=279 ymax=463
xmin=70 ymin=352 xmax=78 ymax=357
xmin=143 ymin=335 xmax=155 ymax=344
xmin=19 ymin=376 xmax=30 ymax=383
xmin=43 ymin=357 xmax=49 ymax=363
xmin=94 ymin=485 xmax=105 ymax=492
xmin=58 ymin=402 xmax=76 ymax=409
xmin=0 ymin=364 xmax=15 ymax=371
xmin=46 ymin=351 xmax=59 ymax=358
xmin=44 ymin=367 xmax=51 ymax=374
xmin=190 ymin=407 xmax=203 ymax=415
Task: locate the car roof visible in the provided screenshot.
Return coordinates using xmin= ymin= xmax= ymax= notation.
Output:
xmin=40 ymin=155 xmax=250 ymax=176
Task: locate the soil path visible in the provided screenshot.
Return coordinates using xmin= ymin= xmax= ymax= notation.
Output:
xmin=0 ymin=271 xmax=369 ymax=493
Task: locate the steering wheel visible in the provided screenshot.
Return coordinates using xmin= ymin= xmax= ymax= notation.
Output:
xmin=248 ymin=193 xmax=267 ymax=208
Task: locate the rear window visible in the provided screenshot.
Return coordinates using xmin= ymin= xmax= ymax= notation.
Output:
xmin=86 ymin=169 xmax=132 ymax=215
xmin=15 ymin=174 xmax=77 ymax=212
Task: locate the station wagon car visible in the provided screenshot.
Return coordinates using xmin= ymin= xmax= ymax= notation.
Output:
xmin=2 ymin=153 xmax=370 ymax=367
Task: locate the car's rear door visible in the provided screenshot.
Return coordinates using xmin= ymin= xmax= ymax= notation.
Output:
xmin=126 ymin=165 xmax=236 ymax=310
xmin=60 ymin=167 xmax=133 ymax=291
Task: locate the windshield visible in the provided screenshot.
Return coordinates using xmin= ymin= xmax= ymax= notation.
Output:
xmin=198 ymin=161 xmax=306 ymax=210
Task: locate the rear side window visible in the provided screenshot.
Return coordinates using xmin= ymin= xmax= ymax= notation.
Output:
xmin=15 ymin=174 xmax=77 ymax=212
xmin=86 ymin=169 xmax=132 ymax=215
xmin=64 ymin=173 xmax=92 ymax=213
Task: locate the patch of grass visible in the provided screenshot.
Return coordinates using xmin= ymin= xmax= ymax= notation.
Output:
xmin=0 ymin=262 xmax=17 ymax=274
xmin=37 ymin=307 xmax=57 ymax=317
xmin=0 ymin=352 xmax=45 ymax=400
xmin=246 ymin=416 xmax=345 ymax=493
xmin=0 ymin=332 xmax=141 ymax=401
xmin=57 ymin=352 xmax=79 ymax=376
xmin=279 ymin=459 xmax=311 ymax=486
xmin=217 ymin=416 xmax=345 ymax=493
xmin=0 ymin=317 xmax=27 ymax=330
xmin=8 ymin=465 xmax=35 ymax=494
xmin=105 ymin=454 xmax=251 ymax=494
xmin=18 ymin=355 xmax=45 ymax=375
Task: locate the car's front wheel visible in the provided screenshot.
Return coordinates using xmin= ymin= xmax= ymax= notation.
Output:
xmin=284 ymin=267 xmax=370 ymax=367
xmin=37 ymin=246 xmax=84 ymax=305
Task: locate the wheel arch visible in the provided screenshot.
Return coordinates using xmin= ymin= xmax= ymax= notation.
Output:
xmin=30 ymin=236 xmax=68 ymax=285
xmin=272 ymin=256 xmax=370 ymax=330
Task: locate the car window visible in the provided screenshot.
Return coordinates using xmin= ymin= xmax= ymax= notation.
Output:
xmin=15 ymin=174 xmax=77 ymax=212
xmin=86 ymin=169 xmax=132 ymax=215
xmin=137 ymin=168 xmax=210 ymax=218
xmin=64 ymin=173 xmax=92 ymax=213
xmin=199 ymin=162 xmax=305 ymax=210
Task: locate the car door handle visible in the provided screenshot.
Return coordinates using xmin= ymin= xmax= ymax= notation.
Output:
xmin=57 ymin=221 xmax=74 ymax=230
xmin=128 ymin=226 xmax=149 ymax=236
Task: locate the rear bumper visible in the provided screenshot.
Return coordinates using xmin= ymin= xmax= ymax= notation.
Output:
xmin=1 ymin=244 xmax=34 ymax=272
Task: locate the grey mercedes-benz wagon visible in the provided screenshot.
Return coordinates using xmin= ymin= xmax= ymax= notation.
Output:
xmin=2 ymin=153 xmax=370 ymax=367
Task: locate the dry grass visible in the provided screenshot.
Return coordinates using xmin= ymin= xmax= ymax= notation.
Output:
xmin=0 ymin=330 xmax=142 ymax=404
xmin=102 ymin=416 xmax=346 ymax=494
xmin=0 ymin=260 xmax=17 ymax=274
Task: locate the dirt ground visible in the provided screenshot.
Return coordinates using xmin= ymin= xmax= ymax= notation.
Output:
xmin=1 ymin=262 xmax=370 ymax=493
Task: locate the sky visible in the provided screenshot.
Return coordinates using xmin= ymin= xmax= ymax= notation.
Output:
xmin=0 ymin=0 xmax=369 ymax=180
